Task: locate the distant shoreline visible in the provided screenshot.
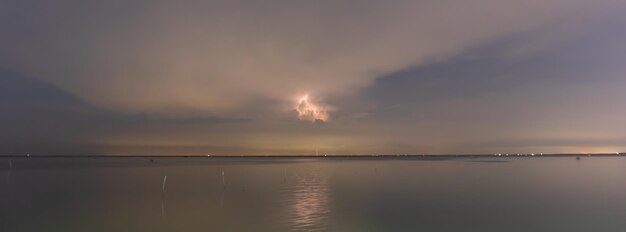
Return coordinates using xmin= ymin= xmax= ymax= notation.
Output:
xmin=0 ymin=153 xmax=623 ymax=159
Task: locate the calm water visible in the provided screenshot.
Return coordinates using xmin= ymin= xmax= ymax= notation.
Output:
xmin=1 ymin=157 xmax=626 ymax=232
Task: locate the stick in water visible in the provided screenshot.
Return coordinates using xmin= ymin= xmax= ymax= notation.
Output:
xmin=161 ymin=198 xmax=166 ymax=218
xmin=162 ymin=176 xmax=167 ymax=193
xmin=221 ymin=170 xmax=226 ymax=187
xmin=8 ymin=160 xmax=12 ymax=170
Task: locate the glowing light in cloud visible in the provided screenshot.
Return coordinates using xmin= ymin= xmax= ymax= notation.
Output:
xmin=295 ymin=95 xmax=331 ymax=122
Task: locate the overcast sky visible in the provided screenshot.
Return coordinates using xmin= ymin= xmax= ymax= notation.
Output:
xmin=2 ymin=0 xmax=626 ymax=155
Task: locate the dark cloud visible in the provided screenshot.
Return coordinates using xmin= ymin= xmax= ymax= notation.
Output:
xmin=0 ymin=70 xmax=251 ymax=155
xmin=3 ymin=0 xmax=619 ymax=114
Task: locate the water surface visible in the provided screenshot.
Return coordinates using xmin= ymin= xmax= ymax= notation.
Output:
xmin=1 ymin=157 xmax=625 ymax=231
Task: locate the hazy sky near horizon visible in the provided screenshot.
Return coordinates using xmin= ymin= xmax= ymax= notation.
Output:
xmin=2 ymin=0 xmax=626 ymax=155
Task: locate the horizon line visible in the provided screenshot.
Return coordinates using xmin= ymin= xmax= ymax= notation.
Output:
xmin=0 ymin=153 xmax=624 ymax=158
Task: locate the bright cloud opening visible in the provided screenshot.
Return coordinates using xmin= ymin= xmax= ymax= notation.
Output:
xmin=295 ymin=95 xmax=331 ymax=122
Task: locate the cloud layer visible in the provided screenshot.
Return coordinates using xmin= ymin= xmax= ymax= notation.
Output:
xmin=2 ymin=0 xmax=626 ymax=155
xmin=2 ymin=0 xmax=620 ymax=116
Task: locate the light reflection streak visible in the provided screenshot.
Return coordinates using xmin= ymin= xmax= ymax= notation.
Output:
xmin=285 ymin=173 xmax=330 ymax=231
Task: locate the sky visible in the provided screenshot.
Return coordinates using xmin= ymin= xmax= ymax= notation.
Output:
xmin=1 ymin=0 xmax=626 ymax=155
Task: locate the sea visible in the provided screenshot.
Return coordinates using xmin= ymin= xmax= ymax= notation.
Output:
xmin=1 ymin=156 xmax=625 ymax=232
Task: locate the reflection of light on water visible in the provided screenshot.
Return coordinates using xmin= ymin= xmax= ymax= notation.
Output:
xmin=286 ymin=173 xmax=330 ymax=231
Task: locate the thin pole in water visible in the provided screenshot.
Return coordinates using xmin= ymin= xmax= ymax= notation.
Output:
xmin=161 ymin=175 xmax=167 ymax=218
xmin=162 ymin=176 xmax=167 ymax=194
xmin=8 ymin=160 xmax=12 ymax=170
xmin=221 ymin=170 xmax=226 ymax=187
xmin=161 ymin=198 xmax=166 ymax=218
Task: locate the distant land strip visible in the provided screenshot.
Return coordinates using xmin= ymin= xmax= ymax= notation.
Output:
xmin=0 ymin=153 xmax=624 ymax=159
